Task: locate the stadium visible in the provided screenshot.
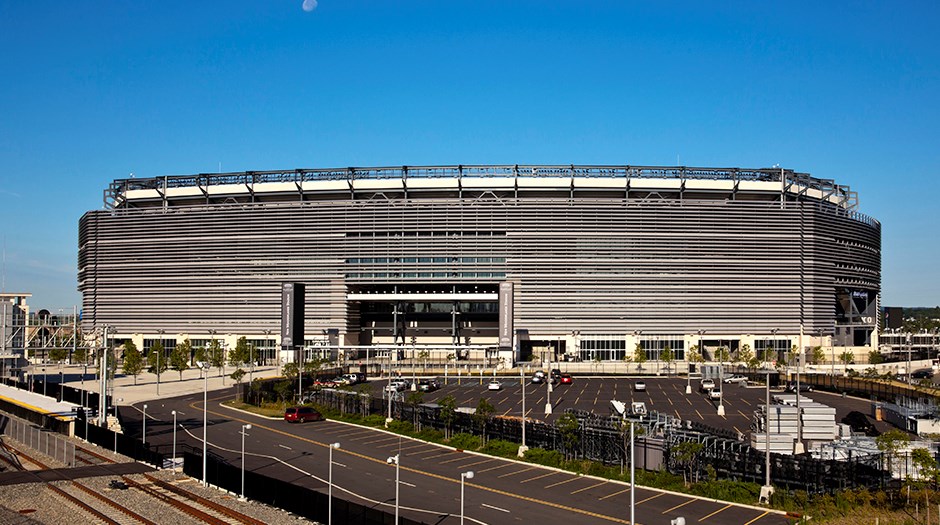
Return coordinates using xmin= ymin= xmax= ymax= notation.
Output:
xmin=78 ymin=164 xmax=881 ymax=367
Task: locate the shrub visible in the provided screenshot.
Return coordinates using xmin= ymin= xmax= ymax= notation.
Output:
xmin=387 ymin=420 xmax=414 ymax=434
xmin=415 ymin=428 xmax=445 ymax=442
xmin=523 ymin=447 xmax=564 ymax=468
xmin=449 ymin=433 xmax=481 ymax=451
xmin=482 ymin=439 xmax=519 ymax=458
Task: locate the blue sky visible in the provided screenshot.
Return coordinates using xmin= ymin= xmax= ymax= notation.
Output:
xmin=1 ymin=1 xmax=938 ymax=310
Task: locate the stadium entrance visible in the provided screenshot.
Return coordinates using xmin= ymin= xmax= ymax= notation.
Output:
xmin=348 ymin=284 xmax=500 ymax=348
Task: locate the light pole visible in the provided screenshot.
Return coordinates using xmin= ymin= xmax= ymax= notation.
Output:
xmin=907 ymin=333 xmax=913 ymax=385
xmin=519 ymin=368 xmax=527 ymax=457
xmin=197 ymin=360 xmax=210 ymax=486
xmin=240 ymin=423 xmax=252 ymax=500
xmin=329 ymin=442 xmax=340 ymax=525
xmin=460 ymin=470 xmax=474 ymax=525
xmin=760 ymin=364 xmax=774 ymax=504
xmin=171 ymin=410 xmax=177 ymax=473
xmin=142 ymin=404 xmax=148 ymax=445
xmin=156 ymin=329 xmax=165 ymax=396
xmin=42 ymin=367 xmax=46 ymax=397
xmin=630 ymin=421 xmax=635 ymax=525
xmin=387 ymin=454 xmax=400 ymax=525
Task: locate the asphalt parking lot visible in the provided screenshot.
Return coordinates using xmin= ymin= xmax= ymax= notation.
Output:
xmin=372 ymin=374 xmax=886 ymax=437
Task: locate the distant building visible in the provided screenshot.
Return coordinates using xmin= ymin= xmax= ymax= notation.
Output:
xmin=78 ymin=164 xmax=881 ymax=365
xmin=0 ymin=293 xmax=31 ymax=378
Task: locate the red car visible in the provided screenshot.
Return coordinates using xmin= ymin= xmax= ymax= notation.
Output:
xmin=284 ymin=406 xmax=323 ymax=423
xmin=559 ymin=374 xmax=573 ymax=385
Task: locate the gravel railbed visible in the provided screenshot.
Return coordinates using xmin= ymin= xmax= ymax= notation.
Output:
xmin=0 ymin=433 xmax=318 ymax=524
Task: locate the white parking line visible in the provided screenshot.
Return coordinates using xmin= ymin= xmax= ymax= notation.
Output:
xmin=481 ymin=503 xmax=510 ymax=513
xmin=278 ymin=444 xmax=292 ymax=450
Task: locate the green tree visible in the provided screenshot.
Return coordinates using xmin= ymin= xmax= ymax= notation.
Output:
xmin=633 ymin=343 xmax=647 ymax=371
xmin=194 ymin=344 xmax=206 ymax=367
xmin=912 ymin=447 xmax=939 ymax=488
xmin=418 ymin=349 xmax=431 ymax=372
xmin=786 ymin=345 xmax=800 ymax=367
xmin=170 ymin=339 xmax=190 ymax=380
xmin=671 ymin=441 xmax=705 ymax=485
xmin=660 ymin=346 xmax=674 ymax=376
xmin=406 ymin=390 xmax=425 ymax=429
xmin=148 ymin=341 xmax=168 ymax=381
xmin=738 ymin=344 xmax=756 ymax=372
xmin=811 ymin=346 xmax=825 ymax=365
xmin=230 ymin=336 xmax=250 ymax=368
xmin=208 ymin=339 xmax=226 ymax=377
xmin=472 ymin=398 xmax=495 ymax=445
xmin=230 ymin=367 xmax=246 ymax=386
xmin=49 ymin=347 xmax=68 ymax=364
xmin=557 ymin=412 xmax=581 ymax=460
xmin=273 ymin=379 xmax=294 ymax=406
xmin=122 ymin=341 xmax=144 ymax=385
xmin=839 ymin=351 xmax=854 ymax=366
xmin=282 ymin=361 xmax=299 ymax=380
xmin=73 ymin=345 xmax=88 ymax=365
xmin=876 ymin=428 xmax=912 ymax=474
xmin=869 ymin=351 xmax=884 ymax=365
xmin=439 ymin=395 xmax=457 ymax=439
xmin=715 ymin=346 xmax=729 ymax=365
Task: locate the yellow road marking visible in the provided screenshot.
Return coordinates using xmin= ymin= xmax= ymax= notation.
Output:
xmin=667 ymin=397 xmax=674 ymax=406
xmin=452 ymin=458 xmax=496 ymax=469
xmin=695 ymin=409 xmax=704 ymax=420
xmin=498 ymin=466 xmax=536 ymax=478
xmin=599 ymin=486 xmax=631 ymax=500
xmin=190 ymin=396 xmax=761 ymax=525
xmin=698 ymin=503 xmax=732 ymax=521
xmin=571 ymin=480 xmax=607 ymax=494
xmin=743 ymin=511 xmax=770 ymax=524
xmin=520 ymin=471 xmax=557 ymax=484
xmin=544 ymin=477 xmax=580 ymax=489
xmin=637 ymin=492 xmax=665 ymax=505
xmin=478 ymin=463 xmax=513 ymax=474
xmin=440 ymin=455 xmax=477 ymax=464
xmin=662 ymin=498 xmax=696 ymax=514
xmin=361 ymin=436 xmax=398 ymax=445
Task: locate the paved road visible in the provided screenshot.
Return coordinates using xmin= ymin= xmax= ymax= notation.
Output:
xmin=120 ymin=386 xmax=791 ymax=525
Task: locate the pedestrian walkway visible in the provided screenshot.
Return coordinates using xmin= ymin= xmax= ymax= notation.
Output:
xmin=23 ymin=364 xmax=281 ymax=406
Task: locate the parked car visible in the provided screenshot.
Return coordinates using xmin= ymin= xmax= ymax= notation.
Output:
xmin=699 ymin=378 xmax=716 ymax=393
xmin=634 ymin=380 xmax=646 ymax=392
xmin=724 ymin=375 xmax=748 ymax=384
xmin=708 ymin=386 xmax=722 ymax=400
xmin=550 ymin=368 xmax=562 ymax=379
xmin=343 ymin=373 xmax=360 ymax=385
xmin=487 ymin=379 xmax=503 ymax=391
xmin=841 ymin=410 xmax=880 ymax=437
xmin=417 ymin=379 xmax=440 ymax=392
xmin=385 ymin=380 xmax=408 ymax=393
xmin=532 ymin=370 xmax=547 ymax=384
xmin=784 ymin=382 xmax=813 ymax=393
xmin=559 ymin=374 xmax=573 ymax=385
xmin=284 ymin=406 xmax=323 ymax=423
xmin=912 ymin=369 xmax=935 ymax=379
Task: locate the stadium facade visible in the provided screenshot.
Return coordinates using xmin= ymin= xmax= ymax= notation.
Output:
xmin=78 ymin=165 xmax=881 ymax=366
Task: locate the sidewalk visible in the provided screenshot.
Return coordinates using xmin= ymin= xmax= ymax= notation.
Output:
xmin=26 ymin=364 xmax=280 ymax=406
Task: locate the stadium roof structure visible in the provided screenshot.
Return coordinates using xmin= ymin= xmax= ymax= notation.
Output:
xmin=106 ymin=164 xmax=866 ymax=219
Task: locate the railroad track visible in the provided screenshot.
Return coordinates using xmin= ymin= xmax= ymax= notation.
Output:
xmin=2 ymin=437 xmax=265 ymax=525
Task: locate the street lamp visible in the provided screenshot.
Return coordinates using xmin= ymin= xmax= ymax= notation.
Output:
xmin=387 ymin=454 xmax=400 ymax=525
xmin=197 ymin=360 xmax=210 ymax=486
xmin=171 ymin=410 xmax=177 ymax=473
xmin=629 ymin=421 xmax=635 ymax=525
xmin=142 ymin=404 xmax=148 ymax=445
xmin=460 ymin=470 xmax=474 ymax=525
xmin=42 ymin=367 xmax=46 ymax=397
xmin=155 ymin=329 xmax=166 ymax=396
xmin=240 ymin=423 xmax=252 ymax=500
xmin=518 ymin=368 xmax=527 ymax=457
xmin=329 ymin=442 xmax=340 ymax=525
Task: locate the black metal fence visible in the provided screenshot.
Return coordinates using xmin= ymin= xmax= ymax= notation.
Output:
xmin=309 ymin=387 xmax=890 ymax=494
